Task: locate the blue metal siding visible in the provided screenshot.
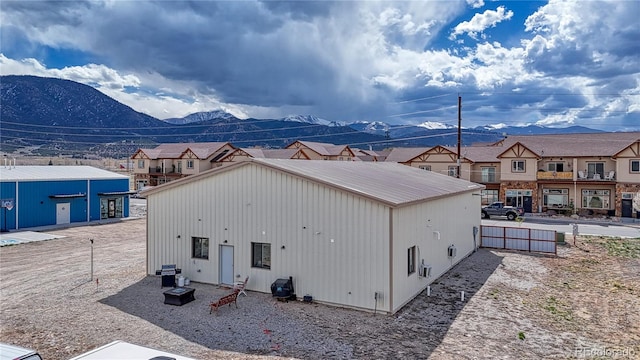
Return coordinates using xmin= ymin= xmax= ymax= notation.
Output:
xmin=89 ymin=179 xmax=130 ymax=220
xmin=0 ymin=182 xmax=17 ymax=231
xmin=18 ymin=180 xmax=88 ymax=228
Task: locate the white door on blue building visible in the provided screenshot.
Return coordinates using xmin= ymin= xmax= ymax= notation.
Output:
xmin=56 ymin=203 xmax=70 ymax=225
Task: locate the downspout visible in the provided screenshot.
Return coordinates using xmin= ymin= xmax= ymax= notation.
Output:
xmin=146 ymin=195 xmax=150 ymax=276
xmin=388 ymin=207 xmax=394 ymax=313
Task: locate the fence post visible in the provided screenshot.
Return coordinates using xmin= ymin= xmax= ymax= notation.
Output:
xmin=503 ymin=226 xmax=506 ymax=249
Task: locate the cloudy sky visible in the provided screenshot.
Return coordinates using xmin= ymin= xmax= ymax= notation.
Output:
xmin=1 ymin=0 xmax=639 ymax=131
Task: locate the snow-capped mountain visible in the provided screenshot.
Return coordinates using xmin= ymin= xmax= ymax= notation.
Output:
xmin=348 ymin=121 xmax=390 ymax=134
xmin=164 ymin=110 xmax=238 ymax=125
xmin=416 ymin=121 xmax=456 ymax=130
xmin=281 ymin=115 xmax=346 ymax=127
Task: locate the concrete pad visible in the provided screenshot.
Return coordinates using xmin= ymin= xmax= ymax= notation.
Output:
xmin=0 ymin=231 xmax=66 ymax=247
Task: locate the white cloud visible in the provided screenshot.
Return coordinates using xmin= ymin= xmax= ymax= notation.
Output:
xmin=450 ymin=6 xmax=514 ymax=40
xmin=466 ymin=0 xmax=485 ymax=9
xmin=1 ymin=1 xmax=638 ymax=130
xmin=0 ymin=54 xmax=247 ymax=120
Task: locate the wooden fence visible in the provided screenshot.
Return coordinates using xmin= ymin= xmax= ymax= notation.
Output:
xmin=480 ymin=225 xmax=557 ymax=255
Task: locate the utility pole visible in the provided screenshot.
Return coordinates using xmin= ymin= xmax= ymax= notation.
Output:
xmin=457 ymin=95 xmax=462 ymax=178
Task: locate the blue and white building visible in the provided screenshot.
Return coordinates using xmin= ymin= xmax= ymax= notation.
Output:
xmin=0 ymin=166 xmax=131 ymax=231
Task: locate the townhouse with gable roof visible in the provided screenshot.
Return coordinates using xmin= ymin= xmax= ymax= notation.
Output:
xmin=131 ymin=142 xmax=236 ymax=189
xmin=385 ymin=132 xmax=640 ymax=218
xmin=285 ymin=140 xmax=355 ymax=161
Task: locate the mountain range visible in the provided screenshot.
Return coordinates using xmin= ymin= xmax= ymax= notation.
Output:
xmin=0 ymin=75 xmax=603 ymax=158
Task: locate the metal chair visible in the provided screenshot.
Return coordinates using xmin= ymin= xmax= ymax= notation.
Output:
xmin=233 ymin=276 xmax=249 ymax=297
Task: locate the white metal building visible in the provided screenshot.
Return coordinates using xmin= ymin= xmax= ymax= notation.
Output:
xmin=144 ymin=159 xmax=485 ymax=314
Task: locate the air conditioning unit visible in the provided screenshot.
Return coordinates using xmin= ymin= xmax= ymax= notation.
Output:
xmin=419 ymin=264 xmax=432 ymax=278
xmin=448 ymin=245 xmax=457 ymax=258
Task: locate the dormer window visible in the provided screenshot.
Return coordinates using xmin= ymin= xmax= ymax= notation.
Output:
xmin=512 ymin=160 xmax=525 ymax=173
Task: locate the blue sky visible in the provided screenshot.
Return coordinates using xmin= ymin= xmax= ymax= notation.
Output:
xmin=1 ymin=0 xmax=638 ymax=131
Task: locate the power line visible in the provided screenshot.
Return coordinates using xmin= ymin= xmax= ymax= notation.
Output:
xmin=393 ymin=93 xmax=454 ymax=104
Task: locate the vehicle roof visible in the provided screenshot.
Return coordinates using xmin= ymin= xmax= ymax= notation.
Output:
xmin=68 ymin=340 xmax=196 ymax=360
xmin=0 ymin=343 xmax=39 ymax=360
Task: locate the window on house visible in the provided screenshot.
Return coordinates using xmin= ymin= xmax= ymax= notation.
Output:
xmin=480 ymin=189 xmax=499 ymax=205
xmin=252 ymin=242 xmax=271 ymax=269
xmin=419 ymin=165 xmax=431 ymax=171
xmin=543 ymin=189 xmax=569 ymax=208
xmin=631 ymin=160 xmax=640 ymax=173
xmin=137 ymin=159 xmax=145 ymax=169
xmin=187 ymin=160 xmax=194 ymax=169
xmin=177 ymin=161 xmax=182 ymax=173
xmin=582 ymin=189 xmax=610 ymax=209
xmin=448 ymin=166 xmax=458 ymax=177
xmin=481 ymin=167 xmax=496 ymax=182
xmin=192 ymin=237 xmax=209 ymax=259
xmin=408 ymin=246 xmax=416 ymax=275
xmin=547 ymin=162 xmax=564 ymax=172
xmin=512 ymin=160 xmax=525 ymax=172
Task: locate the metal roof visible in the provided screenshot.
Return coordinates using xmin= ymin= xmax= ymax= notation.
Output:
xmin=0 ymin=166 xmax=129 ymax=182
xmin=145 ymin=159 xmax=485 ymax=207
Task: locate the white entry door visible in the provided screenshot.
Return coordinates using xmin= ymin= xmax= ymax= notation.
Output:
xmin=219 ymin=245 xmax=234 ymax=285
xmin=56 ymin=203 xmax=71 ymax=225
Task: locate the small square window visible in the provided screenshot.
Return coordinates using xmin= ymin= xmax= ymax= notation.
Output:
xmin=137 ymin=159 xmax=145 ymax=169
xmin=631 ymin=160 xmax=640 ymax=173
xmin=192 ymin=237 xmax=209 ymax=259
xmin=512 ymin=160 xmax=525 ymax=172
xmin=252 ymin=242 xmax=271 ymax=269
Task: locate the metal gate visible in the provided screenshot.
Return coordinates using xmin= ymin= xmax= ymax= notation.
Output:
xmin=481 ymin=225 xmax=556 ymax=255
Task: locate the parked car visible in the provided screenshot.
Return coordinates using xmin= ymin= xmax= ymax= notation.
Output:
xmin=131 ymin=186 xmax=154 ymax=199
xmin=0 ymin=343 xmax=43 ymax=360
xmin=481 ymin=201 xmax=524 ymax=220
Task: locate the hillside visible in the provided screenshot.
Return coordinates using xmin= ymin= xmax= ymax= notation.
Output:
xmin=0 ymin=76 xmax=385 ymax=156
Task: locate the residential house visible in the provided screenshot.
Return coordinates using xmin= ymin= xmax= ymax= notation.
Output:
xmin=352 ymin=148 xmax=390 ymax=162
xmin=142 ymin=159 xmax=484 ymax=314
xmin=285 ymin=141 xmax=355 ymax=161
xmin=384 ymin=132 xmax=640 ymax=218
xmin=130 ymin=142 xmax=236 ymax=189
xmin=218 ymin=148 xmax=311 ymax=163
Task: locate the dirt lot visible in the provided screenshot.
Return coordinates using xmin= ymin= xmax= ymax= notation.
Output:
xmin=1 ymin=219 xmax=638 ymax=359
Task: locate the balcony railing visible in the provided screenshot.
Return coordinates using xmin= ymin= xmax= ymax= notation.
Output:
xmin=537 ymin=170 xmax=616 ymax=181
xmin=148 ymin=167 xmax=183 ymax=175
xmin=537 ymin=171 xmax=573 ymax=180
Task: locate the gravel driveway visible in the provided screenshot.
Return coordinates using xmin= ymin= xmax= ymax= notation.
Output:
xmin=1 ymin=218 xmax=638 ymax=359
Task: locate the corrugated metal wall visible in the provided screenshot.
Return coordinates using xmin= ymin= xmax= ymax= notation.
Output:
xmin=147 ymin=163 xmax=392 ymax=313
xmin=90 ymin=179 xmax=131 ymax=220
xmin=0 ymin=178 xmax=129 ymax=230
xmin=18 ymin=180 xmax=88 ymax=228
xmin=0 ymin=182 xmax=17 ymax=231
xmin=391 ymin=191 xmax=481 ymax=313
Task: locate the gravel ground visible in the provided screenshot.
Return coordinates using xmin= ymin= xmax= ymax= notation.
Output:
xmin=1 ymin=218 xmax=638 ymax=359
